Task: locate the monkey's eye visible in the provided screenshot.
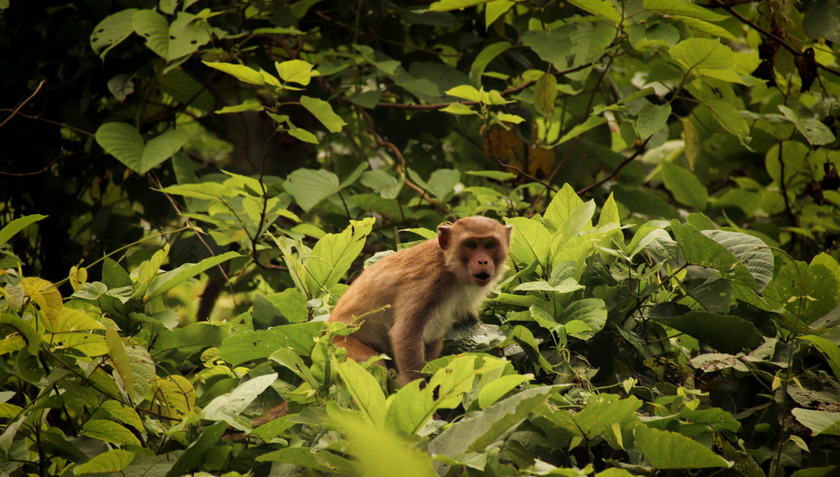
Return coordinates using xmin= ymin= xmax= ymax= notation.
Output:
xmin=484 ymin=240 xmax=496 ymax=249
xmin=465 ymin=241 xmax=478 ymax=250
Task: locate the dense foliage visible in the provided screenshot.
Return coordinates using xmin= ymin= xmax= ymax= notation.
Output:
xmin=2 ymin=0 xmax=840 ymax=475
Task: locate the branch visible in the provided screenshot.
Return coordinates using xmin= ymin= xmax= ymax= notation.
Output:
xmin=576 ymin=137 xmax=651 ymax=196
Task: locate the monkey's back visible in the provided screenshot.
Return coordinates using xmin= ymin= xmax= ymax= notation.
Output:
xmin=328 ymin=239 xmax=455 ymax=353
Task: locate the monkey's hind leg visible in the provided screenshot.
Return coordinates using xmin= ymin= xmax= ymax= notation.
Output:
xmin=332 ymin=335 xmax=387 ymax=367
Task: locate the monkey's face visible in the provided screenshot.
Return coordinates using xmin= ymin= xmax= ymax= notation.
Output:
xmin=461 ymin=237 xmax=502 ymax=286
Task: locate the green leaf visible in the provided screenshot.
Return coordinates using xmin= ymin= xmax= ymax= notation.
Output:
xmin=544 ymin=183 xmax=585 ymax=233
xmin=428 ymin=386 xmax=555 ymax=458
xmin=672 ymin=222 xmax=764 ymax=304
xmin=73 ymin=449 xmax=134 ymax=475
xmin=792 ymin=408 xmax=840 ymax=436
xmin=534 ymin=72 xmax=557 ymax=119
xmin=548 ymin=394 xmax=641 ymax=439
xmin=306 ymin=218 xmax=375 ymax=294
xmin=165 ymin=421 xmax=227 ymax=477
xmin=702 ymin=230 xmax=774 ymax=291
xmin=219 ymin=322 xmax=324 ymax=366
xmin=778 ymin=105 xmax=836 ymax=146
xmin=90 ymin=9 xmax=138 ymax=59
xmin=764 ymin=254 xmax=840 ymax=326
xmin=428 ymin=0 xmax=492 ymax=12
xmin=334 ymin=358 xmax=388 ymax=429
xmin=679 ymin=117 xmax=700 ymax=169
xmin=660 ymin=161 xmax=707 ymax=210
xmin=300 ymin=95 xmax=346 ymax=132
xmin=466 ymin=170 xmax=517 ymax=182
xmin=147 ymin=251 xmax=240 ymax=299
xmin=276 ymin=59 xmax=319 ymax=86
xmin=284 ymin=168 xmax=340 ymax=212
xmin=426 ymin=169 xmax=460 ymax=199
xmin=644 ymin=0 xmax=728 ymax=23
xmin=257 ymin=447 xmax=355 ymax=474
xmin=201 ymin=373 xmax=277 ymax=429
xmin=801 ymin=335 xmax=840 ymax=382
xmin=477 ymin=374 xmax=533 ymax=409
xmin=132 ymin=10 xmax=169 ymax=59
xmin=445 ymin=84 xmax=482 ymax=102
xmin=635 ymin=424 xmax=730 ymax=469
xmin=328 ymin=403 xmax=438 ymax=477
xmin=167 ymin=12 xmax=211 ymax=61
xmin=522 ymin=29 xmax=573 ymax=68
xmin=514 ymin=279 xmax=584 ymax=294
xmin=669 ymin=38 xmax=743 ymax=83
xmin=361 ymin=170 xmax=403 ymax=199
xmin=0 ymin=214 xmax=46 ymax=248
xmin=96 ymin=123 xmax=188 ymax=174
xmin=568 ymin=0 xmax=622 ymax=24
xmin=657 ymin=311 xmax=762 ymax=353
xmin=637 ymin=103 xmax=671 ymax=139
xmin=387 ymin=356 xmax=493 ymax=435
xmin=704 ymin=99 xmax=750 ymax=140
xmin=506 ymin=217 xmax=551 ymax=267
xmin=485 ymin=1 xmax=515 ymax=28
xmin=203 ymin=61 xmax=264 ymax=85
xmin=214 ymin=98 xmax=263 ymax=114
xmin=82 ymin=420 xmax=142 ymax=446
xmin=440 ymin=103 xmax=476 ymax=115
xmin=554 ymin=115 xmax=607 ymax=146
xmin=560 ymin=298 xmax=608 ymax=340
xmin=469 ymin=41 xmax=511 ymax=84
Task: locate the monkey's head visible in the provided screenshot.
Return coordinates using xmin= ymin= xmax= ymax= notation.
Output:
xmin=438 ymin=217 xmax=512 ymax=287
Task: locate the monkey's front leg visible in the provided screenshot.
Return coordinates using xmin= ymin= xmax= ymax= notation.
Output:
xmin=390 ymin=325 xmax=427 ymax=386
xmin=425 ymin=339 xmax=443 ymax=362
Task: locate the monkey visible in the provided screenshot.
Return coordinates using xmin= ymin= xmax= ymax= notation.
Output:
xmin=328 ymin=216 xmax=512 ymax=386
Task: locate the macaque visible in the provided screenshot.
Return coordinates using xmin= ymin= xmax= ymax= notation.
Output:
xmin=329 ymin=216 xmax=512 ymax=385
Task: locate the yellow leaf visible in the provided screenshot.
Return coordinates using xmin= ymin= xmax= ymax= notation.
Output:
xmin=20 ymin=277 xmax=63 ymax=325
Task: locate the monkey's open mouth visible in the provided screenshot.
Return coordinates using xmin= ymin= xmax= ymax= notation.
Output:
xmin=473 ymin=272 xmax=491 ymax=283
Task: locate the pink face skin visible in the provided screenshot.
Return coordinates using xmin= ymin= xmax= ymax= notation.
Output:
xmin=461 ymin=236 xmax=500 ymax=286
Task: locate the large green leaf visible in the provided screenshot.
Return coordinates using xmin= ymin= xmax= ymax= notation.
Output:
xmin=427 ymin=385 xmax=555 ymax=465
xmin=636 ymin=103 xmax=671 ymax=140
xmin=334 ymin=357 xmax=388 ymax=429
xmin=306 ymin=218 xmax=375 ymax=295
xmin=792 ymin=408 xmax=840 ymax=435
xmin=146 ymin=251 xmax=240 ymax=299
xmin=95 ymin=122 xmax=188 ymax=174
xmin=656 ymin=311 xmax=762 ymax=354
xmin=644 ymin=0 xmax=727 ymax=23
xmin=90 ymin=9 xmax=138 ymax=58
xmin=661 ymin=161 xmax=707 ymax=210
xmin=764 ymin=254 xmax=840 ymax=327
xmin=0 ymin=214 xmax=46 ymax=248
xmin=506 ymin=217 xmax=551 ymax=267
xmin=669 ymin=38 xmax=742 ymax=83
xmin=778 ymin=105 xmax=836 ymax=146
xmin=328 ymin=403 xmax=438 ymax=477
xmin=635 ymin=424 xmax=730 ymax=469
xmin=165 ymin=421 xmax=227 ymax=477
xmin=219 ymin=322 xmax=324 ymax=366
xmin=74 ymin=449 xmax=135 ymax=475
xmin=284 ymin=168 xmax=341 ymax=212
xmin=201 ymin=373 xmax=277 ymax=429
xmin=386 ymin=356 xmax=498 ymax=435
xmin=300 ymin=95 xmax=346 ymax=132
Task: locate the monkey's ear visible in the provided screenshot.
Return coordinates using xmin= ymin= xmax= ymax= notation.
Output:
xmin=438 ymin=226 xmax=452 ymax=250
xmin=504 ymin=225 xmax=513 ymax=243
